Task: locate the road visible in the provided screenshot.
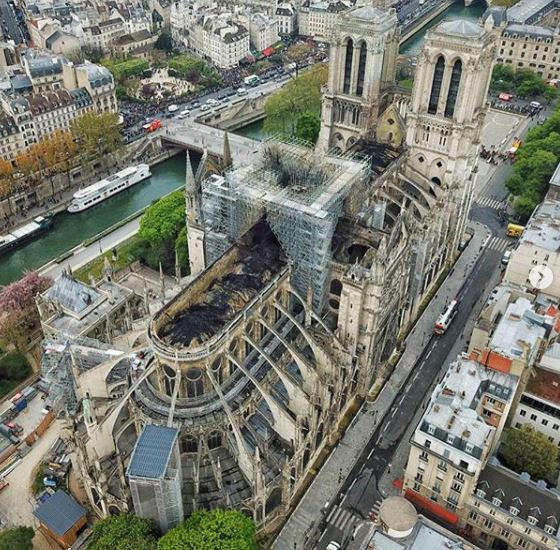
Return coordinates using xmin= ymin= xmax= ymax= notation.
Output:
xmin=39 ymin=216 xmax=140 ymax=280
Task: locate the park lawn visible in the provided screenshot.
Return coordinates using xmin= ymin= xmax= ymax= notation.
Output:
xmin=74 ymin=234 xmax=142 ymax=283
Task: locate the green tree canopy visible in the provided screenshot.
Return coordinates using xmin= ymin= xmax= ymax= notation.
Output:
xmin=155 ymin=31 xmax=173 ymax=53
xmin=264 ymin=63 xmax=327 ymax=137
xmin=139 ymin=191 xmax=186 ymax=250
xmin=157 ymin=509 xmax=258 ymax=550
xmin=0 ymin=526 xmax=34 ymax=550
xmin=87 ymin=514 xmax=157 ymax=550
xmin=501 ymin=425 xmax=559 ymax=480
xmin=72 ymin=112 xmax=122 ymax=159
xmin=294 ymin=111 xmax=321 ymax=144
xmin=175 ymin=226 xmax=189 ymax=273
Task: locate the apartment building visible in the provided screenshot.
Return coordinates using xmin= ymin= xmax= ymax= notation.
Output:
xmin=190 ymin=15 xmax=249 ymax=68
xmin=0 ymin=112 xmax=27 ymax=163
xmin=504 ymin=200 xmax=560 ymax=300
xmin=22 ymin=51 xmax=65 ymax=92
xmin=403 ymin=357 xmax=518 ymax=525
xmin=276 ymin=3 xmax=297 ymax=35
xmin=113 ymin=29 xmax=157 ymax=58
xmin=298 ymin=0 xmax=351 ymax=42
xmin=82 ymin=18 xmax=125 ymax=52
xmin=466 ymin=461 xmax=560 ymax=550
xmin=511 ymin=344 xmax=560 ymax=447
xmin=241 ymin=12 xmax=279 ymax=51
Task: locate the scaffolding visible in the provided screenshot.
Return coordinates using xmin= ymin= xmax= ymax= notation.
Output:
xmin=127 ymin=425 xmax=183 ymax=532
xmin=201 ymin=139 xmax=370 ymax=311
xmin=40 ymin=334 xmax=120 ymax=415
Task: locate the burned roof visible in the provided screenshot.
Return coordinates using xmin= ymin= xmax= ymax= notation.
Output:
xmin=156 ymin=221 xmax=287 ymax=349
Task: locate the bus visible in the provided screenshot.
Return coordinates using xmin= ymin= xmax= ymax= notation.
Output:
xmin=434 ymin=300 xmax=458 ymax=335
xmin=244 ymin=75 xmax=260 ymax=87
xmin=506 ymin=223 xmax=524 ymax=238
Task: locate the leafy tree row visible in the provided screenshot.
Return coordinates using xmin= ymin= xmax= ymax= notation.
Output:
xmin=0 ymin=112 xmax=121 ymax=205
xmin=87 ymin=509 xmax=258 ymax=550
xmin=506 ymin=105 xmax=560 ymax=219
xmin=167 ymin=54 xmax=223 ymax=90
xmin=491 ymin=64 xmax=557 ymax=102
xmin=264 ymin=63 xmax=327 ymax=145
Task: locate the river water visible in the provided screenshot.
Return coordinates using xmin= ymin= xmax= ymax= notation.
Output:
xmin=0 ymin=155 xmax=190 ymax=285
xmin=0 ymin=0 xmax=485 ymax=286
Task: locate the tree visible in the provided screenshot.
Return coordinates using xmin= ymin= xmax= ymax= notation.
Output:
xmin=72 ymin=112 xmax=122 ymax=163
xmin=285 ymin=43 xmax=312 ymax=64
xmin=157 ymin=509 xmax=258 ymax=550
xmin=137 ymin=191 xmax=186 ymax=271
xmin=264 ymin=63 xmax=327 ymax=137
xmin=543 ymin=85 xmax=558 ymax=104
xmin=139 ymin=191 xmax=186 ymax=250
xmin=295 ymin=111 xmax=321 ymax=144
xmin=87 ymin=514 xmax=157 ymax=550
xmin=155 ymin=30 xmax=173 ymax=54
xmin=0 ymin=271 xmax=52 ymax=350
xmin=0 ymin=526 xmax=34 ymax=550
xmin=175 ymin=226 xmax=189 ymax=273
xmin=501 ymin=425 xmax=559 ymax=479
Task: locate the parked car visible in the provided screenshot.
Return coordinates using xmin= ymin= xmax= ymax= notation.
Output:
xmin=178 ymin=109 xmax=190 ymax=119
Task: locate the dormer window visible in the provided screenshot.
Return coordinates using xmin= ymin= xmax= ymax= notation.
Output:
xmin=465 ymin=443 xmax=474 ymax=453
xmin=447 ymin=434 xmax=455 ymax=444
xmin=545 ymin=524 xmax=555 ymax=535
xmin=492 ymin=497 xmax=502 ymax=507
xmin=510 ymin=507 xmax=520 ymax=516
xmin=528 ymin=516 xmax=538 ymax=526
xmin=476 ymin=489 xmax=486 ymax=499
xmin=428 ymin=424 xmax=435 ymax=435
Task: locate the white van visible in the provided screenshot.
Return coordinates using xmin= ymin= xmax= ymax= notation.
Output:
xmin=178 ymin=109 xmax=190 ymax=119
xmin=236 ymin=87 xmax=248 ymax=96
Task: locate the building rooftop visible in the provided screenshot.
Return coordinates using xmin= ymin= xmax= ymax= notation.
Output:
xmin=127 ymin=424 xmax=178 ymax=480
xmin=475 ymin=461 xmax=560 ymax=533
xmin=507 ymin=0 xmax=555 ymax=23
xmin=526 ymin=367 xmax=560 ymax=405
xmin=488 ymin=297 xmax=548 ymax=361
xmin=437 ymin=19 xmax=484 ymax=37
xmin=522 ymin=200 xmax=560 ymax=251
xmin=33 ymin=490 xmax=86 ymax=536
xmin=368 ymin=512 xmax=479 ymax=549
xmin=420 ymin=357 xmax=517 ymax=459
xmin=504 ymin=23 xmax=555 ymax=38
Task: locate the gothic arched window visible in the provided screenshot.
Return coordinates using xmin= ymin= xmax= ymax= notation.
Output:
xmin=445 ymin=60 xmax=463 ymax=118
xmin=343 ymin=39 xmax=353 ymax=94
xmin=428 ymin=56 xmax=445 ymax=114
xmin=355 ymin=42 xmax=367 ymax=96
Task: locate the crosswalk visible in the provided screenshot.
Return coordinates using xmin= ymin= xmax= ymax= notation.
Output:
xmin=475 ymin=196 xmax=507 ymax=210
xmin=326 ymin=504 xmax=358 ymax=532
xmin=369 ymin=500 xmax=382 ymax=521
xmin=486 ymin=235 xmax=511 ymax=253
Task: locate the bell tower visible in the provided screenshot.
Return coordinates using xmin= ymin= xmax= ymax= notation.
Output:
xmin=317 ymin=6 xmax=399 ymax=152
xmin=403 ymin=20 xmax=496 ymax=308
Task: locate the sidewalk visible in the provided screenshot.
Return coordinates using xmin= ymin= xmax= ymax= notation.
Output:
xmin=272 ymin=221 xmax=490 ymax=550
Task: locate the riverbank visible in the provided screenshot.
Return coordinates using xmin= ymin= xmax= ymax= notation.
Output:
xmin=400 ymin=0 xmax=454 ymax=44
xmin=0 ymin=150 xmax=188 ymax=286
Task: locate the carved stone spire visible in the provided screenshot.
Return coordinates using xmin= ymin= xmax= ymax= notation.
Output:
xmin=222 ymin=131 xmax=232 ymax=172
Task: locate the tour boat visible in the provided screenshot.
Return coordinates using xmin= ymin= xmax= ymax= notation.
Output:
xmin=67 ymin=164 xmax=151 ymax=213
xmin=0 ymin=215 xmax=54 ymax=256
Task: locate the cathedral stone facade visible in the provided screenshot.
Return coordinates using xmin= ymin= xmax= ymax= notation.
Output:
xmin=53 ymin=10 xmax=496 ymax=536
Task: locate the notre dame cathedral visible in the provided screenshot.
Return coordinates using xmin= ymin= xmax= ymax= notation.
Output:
xmin=55 ymin=5 xmax=496 ymax=538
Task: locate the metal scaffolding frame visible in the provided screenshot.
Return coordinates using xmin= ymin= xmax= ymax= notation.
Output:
xmin=201 ymin=139 xmax=370 ymax=311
